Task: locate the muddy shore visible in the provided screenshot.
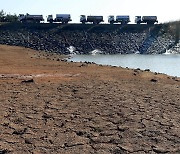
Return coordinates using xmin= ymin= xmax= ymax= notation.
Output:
xmin=0 ymin=45 xmax=180 ymax=154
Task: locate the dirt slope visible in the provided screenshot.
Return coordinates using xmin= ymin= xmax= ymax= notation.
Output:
xmin=0 ymin=45 xmax=180 ymax=154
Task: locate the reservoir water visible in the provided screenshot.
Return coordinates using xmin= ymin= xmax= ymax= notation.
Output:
xmin=69 ymin=54 xmax=180 ymax=77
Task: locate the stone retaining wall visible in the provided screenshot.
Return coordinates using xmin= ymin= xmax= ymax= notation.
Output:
xmin=0 ymin=23 xmax=178 ymax=54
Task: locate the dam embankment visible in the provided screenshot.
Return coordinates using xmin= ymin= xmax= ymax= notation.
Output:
xmin=0 ymin=22 xmax=179 ymax=54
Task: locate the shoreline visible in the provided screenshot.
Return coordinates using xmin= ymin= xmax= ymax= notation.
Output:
xmin=67 ymin=53 xmax=180 ymax=78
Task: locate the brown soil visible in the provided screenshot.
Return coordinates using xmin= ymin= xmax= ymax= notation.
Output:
xmin=0 ymin=45 xmax=180 ymax=154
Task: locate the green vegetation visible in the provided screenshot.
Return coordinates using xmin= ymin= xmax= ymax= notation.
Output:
xmin=0 ymin=10 xmax=18 ymax=22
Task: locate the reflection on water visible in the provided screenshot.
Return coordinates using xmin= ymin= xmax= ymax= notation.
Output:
xmin=69 ymin=54 xmax=180 ymax=77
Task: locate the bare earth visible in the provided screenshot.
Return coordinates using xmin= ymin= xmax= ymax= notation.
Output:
xmin=0 ymin=45 xmax=180 ymax=154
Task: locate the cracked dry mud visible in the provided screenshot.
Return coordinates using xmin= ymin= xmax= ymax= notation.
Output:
xmin=0 ymin=45 xmax=180 ymax=154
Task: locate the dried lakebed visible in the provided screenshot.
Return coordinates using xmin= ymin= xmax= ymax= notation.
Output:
xmin=0 ymin=45 xmax=180 ymax=153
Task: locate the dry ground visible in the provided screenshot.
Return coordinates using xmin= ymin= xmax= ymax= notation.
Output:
xmin=0 ymin=45 xmax=180 ymax=154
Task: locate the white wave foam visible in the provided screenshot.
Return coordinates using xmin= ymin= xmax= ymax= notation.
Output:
xmin=90 ymin=49 xmax=102 ymax=55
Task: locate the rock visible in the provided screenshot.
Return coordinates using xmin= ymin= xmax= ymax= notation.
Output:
xmin=150 ymin=79 xmax=158 ymax=82
xmin=21 ymin=79 xmax=34 ymax=83
xmin=42 ymin=113 xmax=53 ymax=119
xmin=145 ymin=69 xmax=150 ymax=72
xmin=111 ymin=147 xmax=126 ymax=154
xmin=12 ymin=128 xmax=27 ymax=135
xmin=76 ymin=131 xmax=84 ymax=136
xmin=79 ymin=63 xmax=88 ymax=67
xmin=0 ymin=149 xmax=8 ymax=154
xmin=172 ymin=77 xmax=179 ymax=82
xmin=154 ymin=72 xmax=158 ymax=75
xmin=152 ymin=146 xmax=169 ymax=153
xmin=117 ymin=126 xmax=128 ymax=132
xmin=24 ymin=138 xmax=33 ymax=144
xmin=134 ymin=68 xmax=141 ymax=72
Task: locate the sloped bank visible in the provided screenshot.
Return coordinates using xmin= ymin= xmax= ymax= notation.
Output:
xmin=0 ymin=22 xmax=179 ymax=54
